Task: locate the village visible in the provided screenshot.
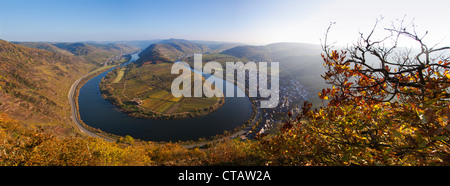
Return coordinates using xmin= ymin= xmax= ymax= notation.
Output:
xmin=103 ymin=51 xmax=136 ymax=66
xmin=237 ymin=69 xmax=311 ymax=139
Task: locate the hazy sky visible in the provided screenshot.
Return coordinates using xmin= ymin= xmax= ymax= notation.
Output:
xmin=1 ymin=0 xmax=449 ymax=46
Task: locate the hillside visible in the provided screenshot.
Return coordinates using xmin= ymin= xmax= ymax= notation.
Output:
xmin=221 ymin=45 xmax=272 ymax=62
xmin=135 ymin=43 xmax=174 ymax=65
xmin=188 ymin=40 xmax=243 ymax=53
xmin=0 ymin=39 xmax=218 ymax=165
xmin=221 ymin=42 xmax=322 ymax=62
xmin=136 ymin=39 xmax=210 ymax=64
xmin=16 ymin=42 xmax=138 ymax=65
xmin=11 ymin=42 xmax=75 ymax=56
xmin=0 ymin=40 xmax=99 ymax=135
xmin=137 ymin=40 xmax=324 ymax=65
xmin=0 ymin=40 xmax=138 ymax=137
xmin=0 ymin=112 xmax=205 ymax=166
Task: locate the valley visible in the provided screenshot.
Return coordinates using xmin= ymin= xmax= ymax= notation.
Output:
xmin=1 ymin=0 xmax=448 ymax=168
xmin=75 ymin=38 xmax=326 ymax=142
xmin=0 ymin=37 xmax=326 ymax=143
xmin=0 ymin=37 xmax=328 ymax=163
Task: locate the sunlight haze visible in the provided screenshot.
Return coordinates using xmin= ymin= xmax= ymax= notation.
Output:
xmin=1 ymin=0 xmax=449 ymax=46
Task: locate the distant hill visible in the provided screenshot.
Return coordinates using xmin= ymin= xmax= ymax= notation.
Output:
xmin=83 ymin=42 xmax=138 ymax=54
xmin=189 ymin=40 xmax=243 ymax=53
xmin=136 ymin=39 xmax=249 ymax=66
xmin=266 ymin=42 xmax=322 ymax=60
xmin=51 ymin=42 xmax=95 ymax=56
xmin=11 ymin=42 xmax=75 ymax=56
xmin=137 ymin=39 xmax=326 ymax=86
xmin=0 ymin=40 xmax=98 ymax=132
xmin=15 ymin=42 xmax=138 ymax=65
xmin=221 ymin=45 xmax=272 ymax=62
xmin=136 ymin=38 xmax=210 ymax=65
xmin=221 ymin=42 xmax=322 ymax=62
xmin=136 ymin=43 xmax=174 ymax=65
xmin=159 ymin=38 xmax=210 ymax=53
xmin=93 ymin=40 xmax=162 ymax=49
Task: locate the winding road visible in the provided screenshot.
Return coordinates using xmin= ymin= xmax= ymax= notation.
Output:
xmin=68 ymin=71 xmax=115 ymax=142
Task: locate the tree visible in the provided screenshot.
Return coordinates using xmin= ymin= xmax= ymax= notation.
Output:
xmin=320 ymin=17 xmax=450 ymax=104
xmin=258 ymin=18 xmax=450 ymax=165
xmin=124 ymin=135 xmax=135 ymax=144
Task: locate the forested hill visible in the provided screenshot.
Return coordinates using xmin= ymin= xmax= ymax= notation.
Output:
xmin=0 ymin=40 xmax=136 ymax=136
xmin=136 ymin=39 xmax=210 ymax=65
xmin=221 ymin=42 xmax=322 ymax=62
xmin=136 ymin=39 xmax=323 ymax=66
xmin=0 ymin=40 xmax=97 ymax=131
xmin=15 ymin=42 xmax=138 ymax=65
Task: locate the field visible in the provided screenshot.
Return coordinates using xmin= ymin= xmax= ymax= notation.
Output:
xmin=112 ymin=68 xmax=126 ymax=83
xmin=101 ymin=62 xmax=223 ymax=118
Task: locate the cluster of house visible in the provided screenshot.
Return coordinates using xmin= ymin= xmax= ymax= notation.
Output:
xmin=103 ymin=52 xmax=135 ymax=66
xmin=254 ymin=77 xmax=310 ymax=136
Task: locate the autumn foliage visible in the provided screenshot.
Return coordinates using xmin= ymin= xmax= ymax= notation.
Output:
xmin=2 ymin=19 xmax=449 ymax=166
xmin=256 ymin=19 xmax=450 ymax=165
xmin=0 ymin=113 xmax=205 ymax=166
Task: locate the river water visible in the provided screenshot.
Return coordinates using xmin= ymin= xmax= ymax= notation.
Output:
xmin=78 ymin=53 xmax=253 ymax=141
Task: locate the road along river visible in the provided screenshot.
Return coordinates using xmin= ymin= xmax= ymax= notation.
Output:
xmin=77 ymin=53 xmax=253 ymax=142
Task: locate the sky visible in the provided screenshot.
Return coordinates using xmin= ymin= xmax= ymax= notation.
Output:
xmin=1 ymin=0 xmax=450 ymax=46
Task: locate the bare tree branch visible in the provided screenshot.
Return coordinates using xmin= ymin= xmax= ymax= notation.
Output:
xmin=321 ymin=17 xmax=450 ymax=103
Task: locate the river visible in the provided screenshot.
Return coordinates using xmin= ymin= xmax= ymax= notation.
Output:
xmin=78 ymin=53 xmax=253 ymax=141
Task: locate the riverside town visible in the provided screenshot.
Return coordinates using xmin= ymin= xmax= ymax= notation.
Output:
xmin=171 ymin=54 xmax=280 ymax=108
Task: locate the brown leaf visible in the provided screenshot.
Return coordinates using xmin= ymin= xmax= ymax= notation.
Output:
xmin=424 ymin=108 xmax=436 ymax=123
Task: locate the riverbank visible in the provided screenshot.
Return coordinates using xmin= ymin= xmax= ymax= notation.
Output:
xmin=69 ymin=65 xmax=119 ymax=141
xmin=71 ymin=62 xmax=258 ymax=146
xmin=99 ymin=62 xmax=226 ymax=120
xmin=179 ymin=87 xmax=260 ymax=149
